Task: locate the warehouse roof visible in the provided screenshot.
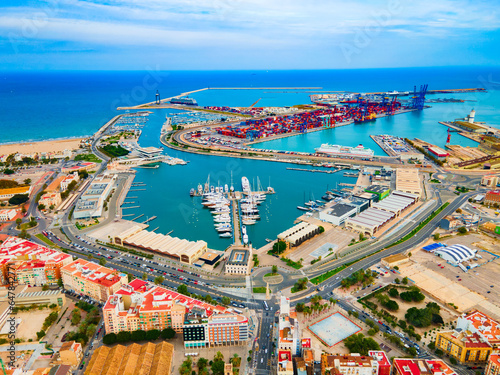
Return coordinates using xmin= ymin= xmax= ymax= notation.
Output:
xmin=434 ymin=244 xmax=476 ymax=263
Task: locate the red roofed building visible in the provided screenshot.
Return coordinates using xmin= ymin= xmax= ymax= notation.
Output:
xmin=369 ymin=351 xmax=391 ymax=375
xmin=103 ymin=280 xmax=248 ymax=349
xmin=0 ymin=236 xmax=73 ymax=286
xmin=392 ymin=359 xmax=457 ymax=375
xmin=427 ymin=146 xmax=449 ymax=161
xmin=485 ymin=190 xmax=500 ymax=205
xmin=61 ymin=259 xmax=127 ymax=302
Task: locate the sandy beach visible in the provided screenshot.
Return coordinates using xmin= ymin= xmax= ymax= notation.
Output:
xmin=0 ymin=138 xmax=84 ymax=157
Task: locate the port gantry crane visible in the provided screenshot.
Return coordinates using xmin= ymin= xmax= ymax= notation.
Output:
xmin=411 ymin=84 xmax=428 ymax=110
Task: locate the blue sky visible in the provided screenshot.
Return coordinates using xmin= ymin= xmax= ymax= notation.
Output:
xmin=0 ymin=0 xmax=499 ymax=70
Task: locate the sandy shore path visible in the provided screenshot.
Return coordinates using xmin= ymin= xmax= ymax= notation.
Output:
xmin=0 ymin=138 xmax=84 ymax=156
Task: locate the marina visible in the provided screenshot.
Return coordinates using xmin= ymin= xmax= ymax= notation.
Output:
xmin=286 ymin=167 xmax=340 ymax=174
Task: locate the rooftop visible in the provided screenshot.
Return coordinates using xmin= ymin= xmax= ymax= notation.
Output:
xmin=61 ymin=259 xmax=125 ymax=288
xmin=464 ymin=310 xmax=500 ymax=345
xmin=327 ymin=203 xmax=357 ymax=217
xmin=226 ymin=249 xmax=250 ymax=266
xmin=84 ymin=342 xmax=174 ymax=375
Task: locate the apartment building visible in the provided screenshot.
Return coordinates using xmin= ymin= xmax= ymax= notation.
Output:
xmin=321 ymin=354 xmax=378 ymax=375
xmin=0 ymin=236 xmax=73 ymax=286
xmin=102 ymin=279 xmax=248 ymax=348
xmin=61 ymin=259 xmax=127 ymax=302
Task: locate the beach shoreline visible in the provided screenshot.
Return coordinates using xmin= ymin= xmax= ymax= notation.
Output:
xmin=0 ymin=137 xmax=85 ymax=157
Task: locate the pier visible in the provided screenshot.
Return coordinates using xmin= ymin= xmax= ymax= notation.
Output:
xmin=142 ymin=216 xmax=157 ymax=224
xmin=122 ymin=214 xmax=135 ymax=217
xmin=130 ymin=189 xmax=146 ymax=191
xmin=231 ymin=199 xmax=242 ymax=246
xmin=286 ymin=167 xmax=339 ymax=174
xmin=131 ymin=214 xmax=144 ymax=220
xmin=122 ymin=206 xmax=140 ymax=209
xmin=338 ymin=183 xmax=356 ymax=187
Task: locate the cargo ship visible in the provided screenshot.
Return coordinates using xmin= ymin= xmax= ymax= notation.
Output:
xmin=354 ymin=112 xmax=377 ymax=124
xmin=169 ymin=97 xmax=198 ymax=106
xmin=315 ymin=144 xmax=374 ymax=157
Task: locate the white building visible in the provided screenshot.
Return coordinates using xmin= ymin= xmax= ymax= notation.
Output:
xmin=0 ymin=209 xmax=16 ymax=221
xmin=433 ymin=244 xmax=477 ymax=266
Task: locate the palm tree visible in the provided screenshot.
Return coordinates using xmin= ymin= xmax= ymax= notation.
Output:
xmin=214 ymin=351 xmax=224 ymax=362
xmin=329 ymin=297 xmax=336 ymax=306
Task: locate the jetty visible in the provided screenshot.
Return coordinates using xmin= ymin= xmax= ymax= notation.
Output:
xmin=122 ymin=206 xmax=140 ymax=209
xmin=286 ymin=167 xmax=339 ymax=174
xmin=142 ymin=216 xmax=157 ymax=224
xmin=131 ymin=214 xmax=144 ymax=221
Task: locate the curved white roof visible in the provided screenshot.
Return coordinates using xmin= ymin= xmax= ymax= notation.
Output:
xmin=434 ymin=244 xmax=476 ymax=263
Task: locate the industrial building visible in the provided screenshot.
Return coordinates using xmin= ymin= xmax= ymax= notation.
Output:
xmin=84 ymin=342 xmax=174 ymax=375
xmin=277 ymin=222 xmax=320 ymax=247
xmin=372 ymin=192 xmax=417 ymax=217
xmin=73 ymin=174 xmax=116 ymax=219
xmin=396 ymin=169 xmax=422 ymax=197
xmin=345 ymin=208 xmax=395 ymax=236
xmin=225 ymin=248 xmax=252 ymax=275
xmin=0 ymin=285 xmax=65 ymax=307
xmin=113 ymin=225 xmax=207 ymax=264
xmin=381 ymin=254 xmax=409 ymax=269
xmin=0 ymin=185 xmax=32 ymax=201
xmin=364 ymin=185 xmax=391 ymax=201
xmin=427 ymin=146 xmax=449 ymax=161
xmin=319 ymin=203 xmax=357 ymax=226
xmin=61 ymin=259 xmax=128 ymax=302
xmin=433 ymin=244 xmax=477 ymax=266
xmin=102 ymin=279 xmax=248 ymax=348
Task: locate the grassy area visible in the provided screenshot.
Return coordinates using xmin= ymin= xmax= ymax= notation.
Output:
xmin=386 ymin=202 xmax=450 ymax=248
xmin=264 ymin=272 xmax=278 ymax=277
xmin=99 ymin=144 xmax=130 ymax=158
xmin=253 ymin=287 xmax=267 ymax=293
xmin=35 ymin=233 xmax=59 ymax=248
xmin=310 ymin=264 xmax=347 ymax=285
xmin=429 ymin=179 xmax=441 ymax=184
xmin=74 ymin=153 xmax=102 ymax=163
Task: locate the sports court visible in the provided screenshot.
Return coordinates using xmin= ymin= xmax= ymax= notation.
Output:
xmin=307 ymin=312 xmax=361 ymax=347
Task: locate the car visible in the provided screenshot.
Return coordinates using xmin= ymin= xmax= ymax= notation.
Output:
xmin=487 ymin=291 xmax=491 ymax=294
xmin=458 ymin=278 xmax=462 ymax=281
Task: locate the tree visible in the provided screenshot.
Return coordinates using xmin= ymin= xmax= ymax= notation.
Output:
xmin=389 ymin=288 xmax=399 ymax=298
xmin=214 ymin=351 xmax=224 ymax=362
xmin=24 ymin=178 xmax=31 ymax=185
xmin=450 ymin=357 xmax=457 ymax=365
xmin=295 ymin=303 xmax=305 ymax=313
xmin=197 ymin=357 xmax=208 ymax=369
xmin=394 ymin=278 xmax=400 ymax=284
xmin=9 ymin=194 xmax=29 ymax=205
xmin=318 ymin=226 xmax=325 ymax=233
xmin=141 ymin=273 xmax=148 ymax=280
xmin=131 ymin=330 xmax=147 ymax=342
xmin=15 ymin=218 xmax=22 ymax=227
xmin=272 ymin=240 xmax=287 ymax=255
xmin=457 ymin=227 xmax=467 ymax=234
xmin=456 ymin=208 xmax=462 ymax=214
xmin=154 ymin=276 xmax=165 ymax=285
xmin=116 ymin=331 xmax=131 ymax=343
xmin=71 ymin=309 xmax=81 ymax=325
xmin=272 ymin=265 xmax=278 ymax=274
xmin=160 ymin=327 xmax=176 ymax=340
xmin=402 ymin=277 xmax=409 ymax=285
xmin=36 ymin=330 xmax=46 ymax=340
xmin=385 ymin=300 xmax=399 ymax=311
xmin=433 ymin=233 xmax=440 ymax=240
xmin=221 ymin=296 xmax=231 ymax=306
xmin=343 ymin=333 xmax=380 ymax=355
xmin=127 ymin=273 xmax=134 ymax=282
xmin=146 ymin=329 xmax=161 ymax=341
xmin=179 ymin=357 xmax=192 ymax=375
xmin=99 ymin=258 xmax=107 ymax=266
xmin=42 ymin=284 xmax=49 ymax=291
xmin=211 ymin=360 xmax=225 ymax=375
xmin=177 ymin=284 xmax=189 ymax=295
